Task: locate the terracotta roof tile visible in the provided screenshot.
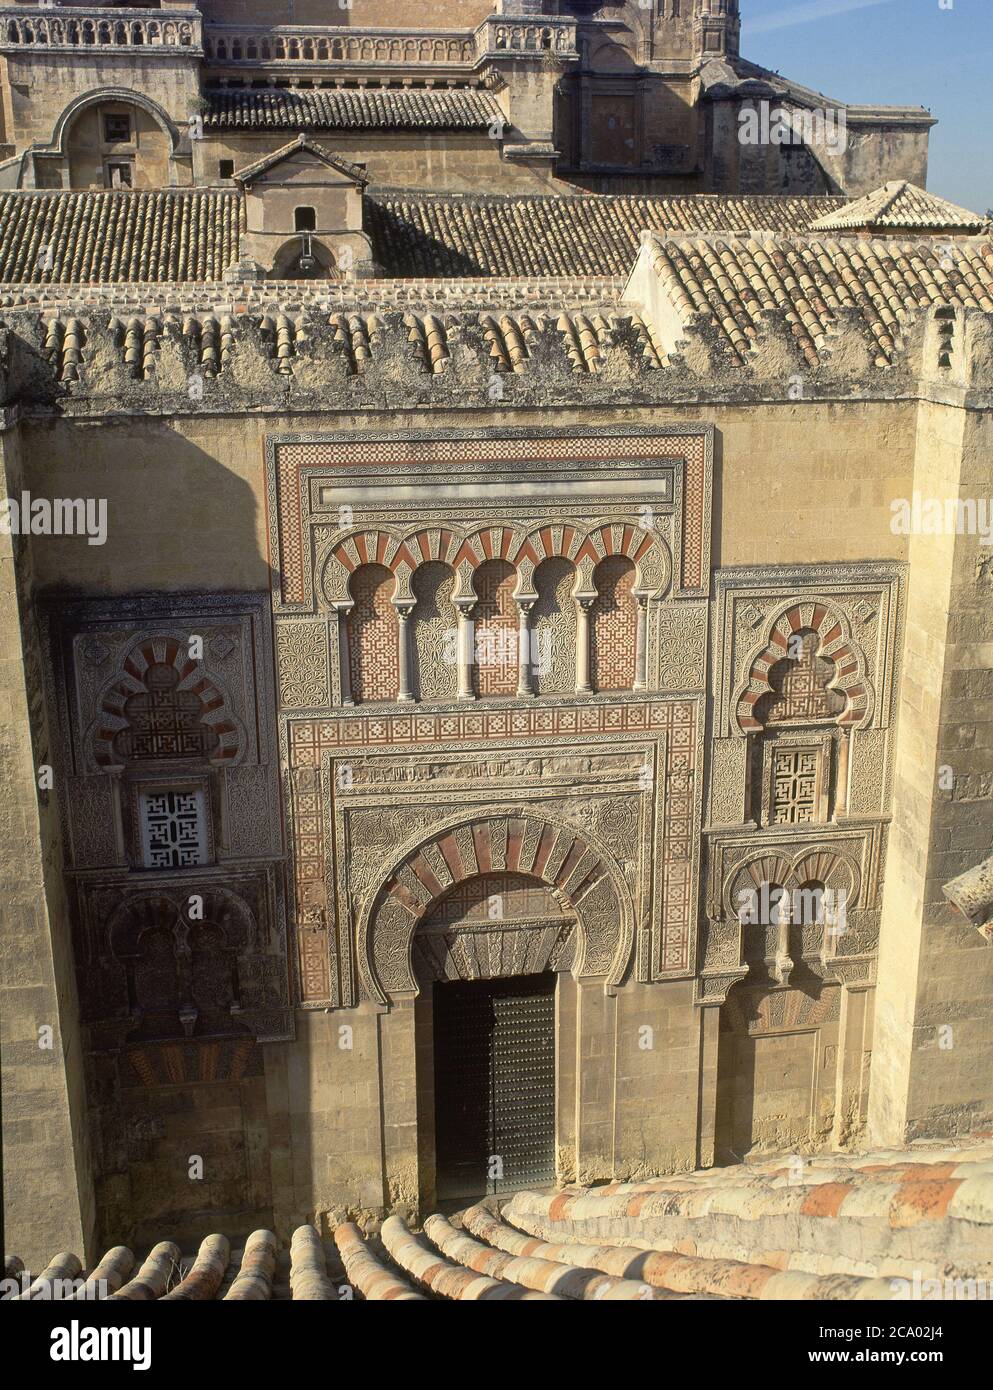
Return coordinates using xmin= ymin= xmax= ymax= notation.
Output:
xmin=648 ymin=232 xmax=993 ymax=366
xmin=810 ymin=181 xmax=986 ymax=234
xmin=0 ymin=190 xmax=243 ymax=284
xmin=205 ymin=86 xmax=502 ymax=133
xmin=365 ymin=192 xmax=846 ymax=277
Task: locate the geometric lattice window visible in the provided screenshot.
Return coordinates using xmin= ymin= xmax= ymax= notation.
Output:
xmin=139 ymin=788 xmax=208 ymax=869
xmin=757 ymin=629 xmax=845 ymax=727
xmin=411 ymin=561 xmax=458 ymax=702
xmin=473 ymin=559 xmax=518 ymax=699
xmin=590 ymin=555 xmax=636 ymax=693
xmin=112 ymin=662 xmax=220 ymax=763
xmin=532 ymin=558 xmax=577 ymax=696
xmin=770 ymin=747 xmax=822 ymax=825
xmin=347 ymin=563 xmax=398 ymax=704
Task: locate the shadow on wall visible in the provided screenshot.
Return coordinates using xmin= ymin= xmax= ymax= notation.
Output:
xmin=17 ymin=414 xmax=290 ymax=1254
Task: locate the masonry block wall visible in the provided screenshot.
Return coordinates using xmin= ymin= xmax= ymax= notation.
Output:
xmin=872 ymin=396 xmax=993 ymax=1145
xmin=0 ymin=423 xmax=96 ymax=1266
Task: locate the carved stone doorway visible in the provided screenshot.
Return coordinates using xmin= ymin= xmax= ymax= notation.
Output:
xmin=432 ymin=972 xmax=556 ymax=1201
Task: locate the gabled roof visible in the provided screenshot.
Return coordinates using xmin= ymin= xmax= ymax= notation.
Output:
xmin=233 ymin=135 xmax=369 ymax=188
xmin=205 ymin=86 xmax=502 ymax=134
xmin=645 ymin=231 xmax=993 ymax=367
xmin=810 ymin=181 xmax=985 ymax=234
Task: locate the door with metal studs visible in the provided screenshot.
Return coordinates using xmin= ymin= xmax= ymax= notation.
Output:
xmin=433 ymin=972 xmax=556 ymax=1200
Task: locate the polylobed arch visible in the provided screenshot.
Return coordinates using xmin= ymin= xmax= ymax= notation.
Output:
xmin=90 ymin=634 xmax=243 ymax=769
xmin=734 ymin=601 xmax=872 ymax=733
xmin=357 ymin=810 xmax=635 ymax=1005
xmin=723 ymin=845 xmax=861 ymax=923
xmin=322 ymin=523 xmax=671 ymax=608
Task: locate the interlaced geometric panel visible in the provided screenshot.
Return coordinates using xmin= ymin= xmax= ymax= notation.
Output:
xmin=759 ymin=630 xmax=844 ymax=726
xmin=532 ymin=558 xmax=576 ymax=696
xmin=590 ymin=556 xmax=636 ymax=692
xmin=139 ymin=788 xmax=208 ymax=868
xmin=113 ymin=662 xmax=220 ymax=762
xmin=348 ymin=563 xmax=398 ymax=704
xmin=771 ymin=748 xmax=820 ymax=825
xmin=412 ymin=561 xmax=458 ymax=701
xmin=423 ymin=873 xmax=567 ymax=927
xmin=473 ymin=559 xmax=518 ymax=698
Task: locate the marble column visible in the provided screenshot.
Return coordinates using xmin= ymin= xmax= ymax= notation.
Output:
xmin=336 ymin=607 xmax=354 ymax=707
xmin=396 ymin=604 xmax=414 ymax=702
xmin=834 ymin=729 xmax=851 ymax=819
xmin=634 ymin=594 xmax=649 ymax=691
xmin=516 ymin=601 xmax=535 ymax=696
xmin=575 ymin=598 xmax=593 ymax=694
xmin=456 ymin=604 xmax=475 ymax=700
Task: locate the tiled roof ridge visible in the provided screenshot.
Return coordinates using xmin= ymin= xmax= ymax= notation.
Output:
xmin=875 ymin=179 xmax=911 ymax=219
xmin=7 ymin=1143 xmax=993 ymax=1302
xmin=644 ymin=225 xmax=993 ymax=246
xmin=367 ymin=187 xmax=847 ymax=209
xmin=809 ymin=181 xmax=986 ymax=233
xmin=204 ymin=85 xmax=502 ymax=133
xmin=641 ymin=227 xmax=993 ymax=369
xmin=0 ymin=186 xmax=238 ymax=199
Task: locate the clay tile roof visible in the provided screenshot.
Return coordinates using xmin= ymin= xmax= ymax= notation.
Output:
xmin=364 ymin=191 xmax=846 ymax=278
xmin=810 ymin=181 xmax=986 ymax=234
xmin=647 ymin=232 xmax=993 ymax=367
xmin=233 ymin=134 xmax=369 ymax=186
xmin=7 ymin=1142 xmax=993 ymax=1302
xmin=204 ymin=86 xmax=503 ymax=133
xmin=0 ymin=190 xmax=243 ymax=285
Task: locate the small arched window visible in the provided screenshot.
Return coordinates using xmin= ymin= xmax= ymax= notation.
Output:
xmin=347 ymin=564 xmax=397 ymax=704
xmin=294 ymin=206 xmax=316 ymax=232
xmin=590 ymin=556 xmax=636 ymax=693
xmin=411 ymin=562 xmax=458 ymax=702
xmin=473 ymin=559 xmax=518 ymax=698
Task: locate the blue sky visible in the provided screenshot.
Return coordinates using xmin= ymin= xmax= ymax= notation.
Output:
xmin=740 ymin=0 xmax=993 ymax=214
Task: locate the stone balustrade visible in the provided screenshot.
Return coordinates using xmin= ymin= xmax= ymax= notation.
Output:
xmin=204 ymin=26 xmax=476 ymax=69
xmin=0 ymin=7 xmax=201 ymax=53
xmin=202 ymin=16 xmax=577 ymax=70
xmin=474 ymin=16 xmax=578 ymax=61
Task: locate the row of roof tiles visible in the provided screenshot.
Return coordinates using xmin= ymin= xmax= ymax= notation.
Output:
xmin=0 ymin=188 xmax=841 ymax=286
xmin=34 ymin=307 xmax=664 ymax=384
xmin=0 ymin=190 xmax=242 ymax=285
xmin=367 ymin=191 xmax=846 ymax=278
xmin=204 ymin=86 xmax=503 ymax=132
xmin=648 ymin=233 xmax=993 ymax=367
xmin=0 ymin=185 xmax=984 ymax=289
xmin=7 ymin=1143 xmax=993 ymax=1301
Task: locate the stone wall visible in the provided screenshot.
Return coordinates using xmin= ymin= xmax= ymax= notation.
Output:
xmin=871 ymin=395 xmax=993 ymax=1145
xmin=4 ymin=353 xmax=991 ymax=1241
xmin=198 ymin=131 xmax=552 ymax=198
xmin=19 ymin=401 xmax=917 ymax=597
xmin=0 ymin=419 xmax=96 ymax=1268
xmin=2 ymin=49 xmax=200 ymax=181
